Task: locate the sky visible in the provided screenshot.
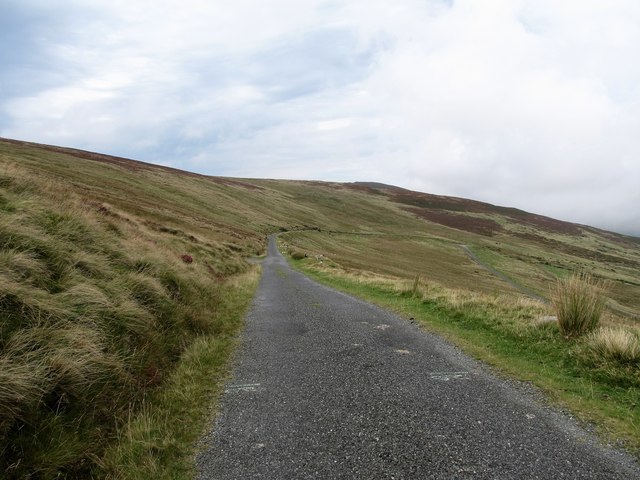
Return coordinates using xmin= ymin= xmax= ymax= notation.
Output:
xmin=1 ymin=0 xmax=639 ymax=236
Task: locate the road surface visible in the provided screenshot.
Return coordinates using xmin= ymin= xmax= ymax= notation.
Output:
xmin=197 ymin=236 xmax=638 ymax=479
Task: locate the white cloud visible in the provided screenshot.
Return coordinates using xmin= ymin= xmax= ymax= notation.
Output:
xmin=316 ymin=118 xmax=352 ymax=131
xmin=1 ymin=0 xmax=639 ymax=235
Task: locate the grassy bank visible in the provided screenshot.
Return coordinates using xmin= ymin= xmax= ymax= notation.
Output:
xmin=0 ymin=160 xmax=259 ymax=477
xmin=290 ymin=257 xmax=640 ymax=454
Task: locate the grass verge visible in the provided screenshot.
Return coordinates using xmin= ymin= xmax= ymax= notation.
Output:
xmin=101 ymin=270 xmax=259 ymax=479
xmin=291 ymin=258 xmax=640 ymax=455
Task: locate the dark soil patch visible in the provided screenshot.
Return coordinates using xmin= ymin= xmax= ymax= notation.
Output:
xmin=503 ymin=212 xmax=583 ymax=236
xmin=342 ymin=183 xmax=381 ymax=195
xmin=581 ymin=226 xmax=640 ymax=247
xmin=388 ymin=189 xmax=584 ymax=236
xmin=405 ymin=207 xmax=504 ymax=236
xmin=515 ymin=232 xmax=639 ymax=267
xmin=392 ymin=192 xmax=480 ymax=213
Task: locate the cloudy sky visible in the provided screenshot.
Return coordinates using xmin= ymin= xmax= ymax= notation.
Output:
xmin=1 ymin=1 xmax=639 ymax=235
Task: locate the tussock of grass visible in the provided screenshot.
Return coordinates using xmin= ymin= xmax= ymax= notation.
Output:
xmin=587 ymin=327 xmax=640 ymax=365
xmin=552 ymin=273 xmax=607 ymax=338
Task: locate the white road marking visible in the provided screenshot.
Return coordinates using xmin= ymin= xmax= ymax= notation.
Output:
xmin=225 ymin=383 xmax=261 ymax=393
xmin=429 ymin=372 xmax=470 ymax=381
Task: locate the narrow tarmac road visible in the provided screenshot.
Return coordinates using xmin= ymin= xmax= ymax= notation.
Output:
xmin=197 ymin=236 xmax=638 ymax=479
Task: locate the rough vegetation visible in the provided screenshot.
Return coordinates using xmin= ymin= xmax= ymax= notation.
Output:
xmin=0 ymin=148 xmax=260 ymax=478
xmin=1 ymin=137 xmax=640 ymax=475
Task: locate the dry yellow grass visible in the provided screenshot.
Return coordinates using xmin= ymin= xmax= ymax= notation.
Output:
xmin=0 ymin=158 xmax=257 ymax=477
xmin=587 ymin=326 xmax=640 ymax=364
xmin=305 ymin=257 xmax=548 ymax=327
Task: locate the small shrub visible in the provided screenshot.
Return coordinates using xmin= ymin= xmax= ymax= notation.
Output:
xmin=551 ymin=273 xmax=607 ymax=338
xmin=587 ymin=327 xmax=640 ymax=365
xmin=180 ymin=254 xmax=193 ymax=264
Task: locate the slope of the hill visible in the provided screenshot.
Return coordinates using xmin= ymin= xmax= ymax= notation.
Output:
xmin=3 ymin=137 xmax=639 ymax=316
xmin=343 ymin=181 xmax=640 ymax=316
xmin=0 ymin=139 xmax=268 ymax=477
xmin=1 ymin=137 xmax=639 ymax=476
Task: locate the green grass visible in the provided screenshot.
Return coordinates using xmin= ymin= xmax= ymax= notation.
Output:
xmin=291 ymin=257 xmax=640 ymax=454
xmin=101 ymin=270 xmax=259 ymax=479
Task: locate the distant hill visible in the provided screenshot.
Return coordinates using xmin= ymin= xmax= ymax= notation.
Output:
xmin=352 ymin=181 xmax=637 ymax=241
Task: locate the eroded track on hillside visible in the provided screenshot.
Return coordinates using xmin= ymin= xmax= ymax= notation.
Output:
xmin=459 ymin=244 xmax=548 ymax=303
xmin=197 ymin=236 xmax=638 ymax=479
